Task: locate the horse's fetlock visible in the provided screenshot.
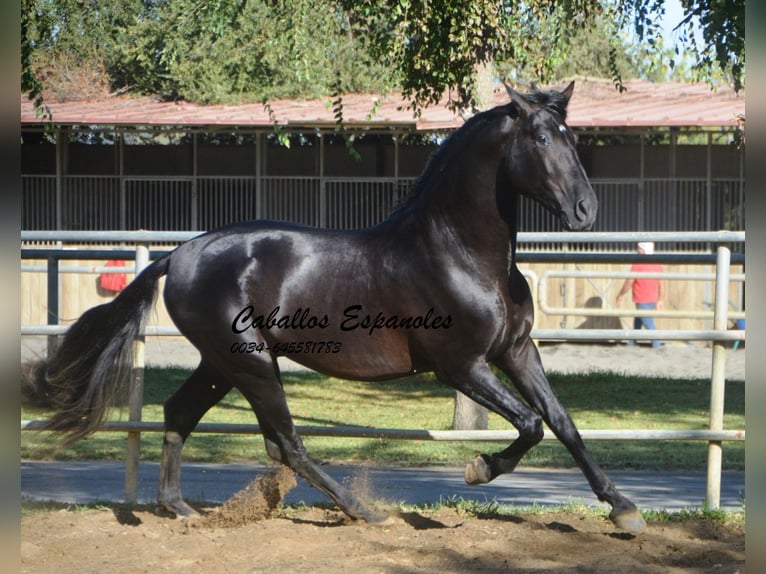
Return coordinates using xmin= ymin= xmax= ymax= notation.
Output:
xmin=264 ymin=438 xmax=284 ymax=462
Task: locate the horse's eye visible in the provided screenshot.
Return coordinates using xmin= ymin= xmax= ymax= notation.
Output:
xmin=536 ymin=133 xmax=550 ymax=146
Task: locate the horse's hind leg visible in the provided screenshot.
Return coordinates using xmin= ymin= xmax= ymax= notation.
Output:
xmin=494 ymin=339 xmax=646 ymax=532
xmin=227 ymin=361 xmax=388 ymax=524
xmin=159 ymin=360 xmax=233 ymax=517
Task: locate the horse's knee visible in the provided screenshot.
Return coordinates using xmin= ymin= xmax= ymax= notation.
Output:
xmin=163 ymin=399 xmax=199 ymax=439
xmin=519 ymin=414 xmax=544 ymax=445
xmin=163 ymin=430 xmax=184 ymax=448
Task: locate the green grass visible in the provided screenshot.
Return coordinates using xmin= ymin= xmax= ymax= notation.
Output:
xmin=21 ymin=368 xmax=745 ymax=471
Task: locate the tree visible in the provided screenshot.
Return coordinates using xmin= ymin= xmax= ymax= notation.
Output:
xmin=620 ymin=0 xmax=745 ymax=92
xmin=343 ymin=0 xmax=744 ymax=113
xmin=22 ymin=0 xmax=145 ymax=102
xmin=23 ymin=1 xmax=745 ymax=114
xmin=21 ymin=0 xmax=394 ymax=105
xmin=114 ymin=0 xmax=394 ymax=103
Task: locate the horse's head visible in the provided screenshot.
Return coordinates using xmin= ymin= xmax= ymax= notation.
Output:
xmin=503 ymin=82 xmax=597 ymax=231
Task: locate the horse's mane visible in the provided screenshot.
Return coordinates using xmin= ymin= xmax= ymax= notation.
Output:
xmin=523 ymin=89 xmax=568 ymax=121
xmin=390 ymin=88 xmax=565 ymax=217
xmin=389 ymin=107 xmax=507 ymax=218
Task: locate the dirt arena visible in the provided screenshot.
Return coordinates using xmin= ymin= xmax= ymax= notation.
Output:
xmin=21 ymin=467 xmax=745 ymax=573
xmin=20 ymin=501 xmax=745 ymax=573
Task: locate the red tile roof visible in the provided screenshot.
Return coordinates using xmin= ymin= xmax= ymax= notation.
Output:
xmin=20 ymin=79 xmax=744 ymax=130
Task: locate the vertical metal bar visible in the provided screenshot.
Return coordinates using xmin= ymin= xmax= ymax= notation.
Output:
xmin=119 ymin=133 xmax=126 ymax=230
xmin=46 ymin=255 xmax=59 ymax=357
xmin=706 ymin=133 xmax=713 ymax=255
xmin=706 ymin=245 xmax=730 ymax=509
xmin=669 ymin=129 xmax=678 ymax=235
xmin=55 ymin=128 xmax=64 ymax=231
xmin=191 ymin=132 xmax=198 ymax=231
xmin=255 ymin=132 xmax=263 ymax=220
xmin=705 ymin=132 xmax=713 ymax=232
xmin=638 ymin=134 xmax=645 ymax=230
xmin=319 ymin=134 xmax=326 ymax=228
xmin=125 ymin=243 xmax=150 ymax=504
xmin=560 ymin=242 xmax=570 ymax=329
xmin=394 ymin=133 xmax=400 ymax=183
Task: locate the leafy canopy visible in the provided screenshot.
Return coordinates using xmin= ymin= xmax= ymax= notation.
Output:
xmin=22 ymin=0 xmax=744 ymax=115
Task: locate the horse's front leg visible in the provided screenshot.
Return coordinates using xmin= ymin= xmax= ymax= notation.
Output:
xmin=493 ymin=337 xmax=647 ymax=532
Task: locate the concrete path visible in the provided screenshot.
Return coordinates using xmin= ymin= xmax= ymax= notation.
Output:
xmin=21 ymin=460 xmax=745 ymax=512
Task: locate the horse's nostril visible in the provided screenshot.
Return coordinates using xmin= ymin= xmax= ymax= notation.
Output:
xmin=576 ymin=199 xmax=589 ymax=221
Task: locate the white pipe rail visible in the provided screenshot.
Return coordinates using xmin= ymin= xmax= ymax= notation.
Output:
xmin=538 ymin=269 xmax=746 ymax=320
xmin=21 ymin=230 xmax=746 ymax=243
xmin=19 ymin=419 xmax=745 ymax=442
xmin=21 ymin=265 xmax=137 ymax=273
xmin=21 ymin=324 xmax=746 ymax=341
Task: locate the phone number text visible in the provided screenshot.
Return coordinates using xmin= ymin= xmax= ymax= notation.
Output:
xmin=230 ymin=341 xmax=342 ymax=355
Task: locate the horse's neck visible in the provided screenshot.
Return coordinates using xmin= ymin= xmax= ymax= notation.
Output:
xmin=398 ymin=179 xmax=515 ymax=276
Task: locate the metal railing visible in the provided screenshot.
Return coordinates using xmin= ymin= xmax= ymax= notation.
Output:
xmin=22 ymin=175 xmax=745 ymax=236
xmin=21 ymin=230 xmax=745 ymax=510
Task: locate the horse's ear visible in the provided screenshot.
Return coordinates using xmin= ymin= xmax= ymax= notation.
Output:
xmin=504 ymin=83 xmax=533 ymax=119
xmin=560 ymin=81 xmax=575 ymax=107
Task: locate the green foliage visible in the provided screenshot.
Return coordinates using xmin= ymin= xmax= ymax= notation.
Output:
xmin=22 ymin=0 xmax=145 ymax=100
xmin=21 ymin=1 xmax=745 ymax=118
xmin=493 ymin=4 xmax=630 ymax=88
xmin=346 ymin=0 xmax=510 ymax=113
xmin=22 ymin=0 xmax=393 ymax=104
xmin=616 ymin=0 xmax=745 ymax=91
xmin=21 ymin=0 xmax=48 ymax=119
xmin=114 ymin=0 xmax=394 ymax=103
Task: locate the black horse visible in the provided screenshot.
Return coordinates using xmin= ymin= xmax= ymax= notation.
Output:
xmin=25 ymin=82 xmax=646 ymax=532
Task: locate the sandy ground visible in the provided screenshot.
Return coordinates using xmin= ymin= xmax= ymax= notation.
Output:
xmin=21 ymin=467 xmax=745 ymax=574
xmin=20 ymin=503 xmax=745 ymax=574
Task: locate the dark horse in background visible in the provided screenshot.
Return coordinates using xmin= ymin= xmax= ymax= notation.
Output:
xmin=25 ymin=82 xmax=646 ymax=532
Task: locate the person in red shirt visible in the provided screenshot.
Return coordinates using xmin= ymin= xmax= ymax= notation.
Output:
xmin=616 ymin=242 xmax=664 ymax=348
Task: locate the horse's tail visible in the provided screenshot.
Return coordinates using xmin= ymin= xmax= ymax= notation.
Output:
xmin=22 ymin=256 xmax=171 ymax=445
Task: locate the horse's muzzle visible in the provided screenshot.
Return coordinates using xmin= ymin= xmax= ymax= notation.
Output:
xmin=561 ymin=194 xmax=597 ymax=231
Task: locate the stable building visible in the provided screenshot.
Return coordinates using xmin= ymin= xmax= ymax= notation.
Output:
xmin=20 ymin=79 xmax=745 ymax=332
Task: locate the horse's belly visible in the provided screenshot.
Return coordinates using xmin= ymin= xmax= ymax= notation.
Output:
xmin=275 ymin=334 xmax=418 ymax=381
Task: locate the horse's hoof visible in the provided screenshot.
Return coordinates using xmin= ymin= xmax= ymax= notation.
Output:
xmin=609 ymin=508 xmax=647 ymax=533
xmin=361 ymin=507 xmax=390 ymax=524
xmin=159 ymin=498 xmax=200 ymax=518
xmin=465 ymin=455 xmax=492 ymax=485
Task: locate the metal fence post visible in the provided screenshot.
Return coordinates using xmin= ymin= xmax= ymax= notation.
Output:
xmin=46 ymin=255 xmax=60 ymax=358
xmin=706 ymin=245 xmax=730 ymax=509
xmin=125 ymin=243 xmax=149 ymax=503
